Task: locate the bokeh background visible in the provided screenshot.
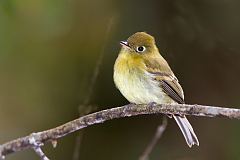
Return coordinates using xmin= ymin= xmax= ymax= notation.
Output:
xmin=1 ymin=0 xmax=240 ymax=159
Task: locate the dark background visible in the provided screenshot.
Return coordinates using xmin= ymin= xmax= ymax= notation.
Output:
xmin=0 ymin=0 xmax=240 ymax=159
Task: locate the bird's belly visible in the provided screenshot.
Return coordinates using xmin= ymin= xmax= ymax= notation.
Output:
xmin=114 ymin=71 xmax=172 ymax=104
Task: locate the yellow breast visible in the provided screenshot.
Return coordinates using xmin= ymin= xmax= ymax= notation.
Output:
xmin=113 ymin=51 xmax=172 ymax=104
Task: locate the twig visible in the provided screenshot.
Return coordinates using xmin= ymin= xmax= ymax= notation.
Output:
xmin=139 ymin=117 xmax=168 ymax=160
xmin=79 ymin=15 xmax=116 ymax=109
xmin=72 ymin=105 xmax=96 ymax=160
xmin=28 ymin=133 xmax=49 ymax=160
xmin=73 ymin=16 xmax=116 ymax=160
xmin=1 ymin=103 xmax=240 ymax=159
xmin=72 ymin=133 xmax=84 ymax=160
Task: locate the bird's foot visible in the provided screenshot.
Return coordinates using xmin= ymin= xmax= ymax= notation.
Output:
xmin=147 ymin=102 xmax=157 ymax=108
xmin=122 ymin=103 xmax=136 ymax=116
xmin=128 ymin=103 xmax=136 ymax=109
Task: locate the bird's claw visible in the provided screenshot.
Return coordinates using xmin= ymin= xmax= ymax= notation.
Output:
xmin=147 ymin=102 xmax=157 ymax=108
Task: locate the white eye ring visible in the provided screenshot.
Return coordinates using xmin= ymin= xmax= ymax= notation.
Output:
xmin=136 ymin=46 xmax=146 ymax=53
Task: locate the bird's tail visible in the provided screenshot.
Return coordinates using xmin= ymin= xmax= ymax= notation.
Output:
xmin=173 ymin=115 xmax=199 ymax=147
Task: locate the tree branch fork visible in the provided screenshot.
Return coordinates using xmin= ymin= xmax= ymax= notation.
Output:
xmin=0 ymin=103 xmax=240 ymax=159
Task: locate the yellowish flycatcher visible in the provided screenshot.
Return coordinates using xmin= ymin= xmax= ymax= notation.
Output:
xmin=114 ymin=32 xmax=199 ymax=147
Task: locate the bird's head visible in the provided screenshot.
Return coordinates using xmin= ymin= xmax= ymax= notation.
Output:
xmin=120 ymin=32 xmax=157 ymax=55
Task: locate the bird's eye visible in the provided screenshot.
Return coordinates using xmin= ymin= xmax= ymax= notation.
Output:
xmin=136 ymin=46 xmax=146 ymax=53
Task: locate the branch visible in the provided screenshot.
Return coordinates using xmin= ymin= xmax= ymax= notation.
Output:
xmin=139 ymin=116 xmax=168 ymax=160
xmin=73 ymin=15 xmax=116 ymax=160
xmin=0 ymin=103 xmax=240 ymax=159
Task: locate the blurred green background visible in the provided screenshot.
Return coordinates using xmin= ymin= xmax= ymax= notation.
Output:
xmin=0 ymin=0 xmax=240 ymax=159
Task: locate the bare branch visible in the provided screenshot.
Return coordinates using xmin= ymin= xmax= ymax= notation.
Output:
xmin=72 ymin=132 xmax=84 ymax=160
xmin=73 ymin=16 xmax=117 ymax=160
xmin=0 ymin=103 xmax=240 ymax=159
xmin=78 ymin=14 xmax=117 ymax=110
xmin=139 ymin=116 xmax=168 ymax=160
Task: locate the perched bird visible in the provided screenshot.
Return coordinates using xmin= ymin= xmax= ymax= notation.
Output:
xmin=113 ymin=32 xmax=199 ymax=147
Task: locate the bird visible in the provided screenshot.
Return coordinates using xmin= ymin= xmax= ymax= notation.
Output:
xmin=113 ymin=32 xmax=199 ymax=147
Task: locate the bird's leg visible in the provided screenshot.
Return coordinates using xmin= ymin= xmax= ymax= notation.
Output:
xmin=147 ymin=102 xmax=157 ymax=108
xmin=128 ymin=102 xmax=137 ymax=109
xmin=122 ymin=103 xmax=136 ymax=116
xmin=146 ymin=102 xmax=176 ymax=118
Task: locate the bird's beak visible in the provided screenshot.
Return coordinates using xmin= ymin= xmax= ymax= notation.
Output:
xmin=120 ymin=41 xmax=130 ymax=48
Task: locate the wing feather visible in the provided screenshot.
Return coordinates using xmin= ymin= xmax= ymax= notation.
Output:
xmin=144 ymin=58 xmax=184 ymax=104
xmin=160 ymin=79 xmax=184 ymax=104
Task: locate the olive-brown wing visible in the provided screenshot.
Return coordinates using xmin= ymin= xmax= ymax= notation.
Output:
xmin=145 ymin=57 xmax=185 ymax=104
xmin=159 ymin=79 xmax=184 ymax=104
